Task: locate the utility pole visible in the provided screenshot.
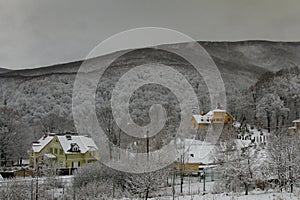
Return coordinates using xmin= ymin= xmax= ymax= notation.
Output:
xmin=203 ymin=167 xmax=206 ymax=192
xmin=146 ymin=130 xmax=149 ymax=161
xmin=172 ymin=169 xmax=175 ymax=200
xmin=35 ymin=167 xmax=39 ymax=200
xmin=30 ymin=179 xmax=33 ymax=200
xmin=118 ymin=129 xmax=121 ymax=160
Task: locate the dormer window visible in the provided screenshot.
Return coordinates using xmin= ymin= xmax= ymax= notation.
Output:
xmin=68 ymin=143 xmax=80 ymax=153
xmin=73 ymin=146 xmax=78 ymax=152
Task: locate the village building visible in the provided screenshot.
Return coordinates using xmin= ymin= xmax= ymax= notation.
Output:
xmin=175 ymin=139 xmax=215 ymax=176
xmin=177 ymin=104 xmax=236 ymax=177
xmin=191 ymin=104 xmax=234 ymax=130
xmin=29 ymin=133 xmax=99 ymax=172
xmin=289 ymin=119 xmax=300 ymax=135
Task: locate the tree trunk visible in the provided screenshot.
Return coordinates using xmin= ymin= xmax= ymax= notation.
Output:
xmin=281 ymin=115 xmax=285 ymax=126
xmin=244 ymin=182 xmax=249 ymax=195
xmin=145 ymin=188 xmax=149 ymax=200
xmin=180 ymin=174 xmax=183 ymax=193
xmin=267 ymin=114 xmax=271 ymax=133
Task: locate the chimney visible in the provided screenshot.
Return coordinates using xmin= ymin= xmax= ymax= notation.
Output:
xmin=216 ymin=103 xmax=222 ymax=109
xmin=66 ymin=134 xmax=71 ymax=140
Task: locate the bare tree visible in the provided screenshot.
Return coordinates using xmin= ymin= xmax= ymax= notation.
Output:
xmin=39 ymin=112 xmax=74 ymax=133
xmin=73 ymin=162 xmax=126 ymax=199
xmin=0 ymin=107 xmax=29 ymax=166
xmin=267 ymin=129 xmax=300 ymax=192
xmin=256 ymin=94 xmax=289 ymax=132
xmin=124 ymin=168 xmax=169 ymax=200
xmin=214 ymin=137 xmax=263 ymax=195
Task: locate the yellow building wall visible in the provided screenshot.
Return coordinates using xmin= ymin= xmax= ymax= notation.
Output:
xmin=191 ymin=118 xmax=197 ymax=128
xmin=48 ymin=137 xmax=65 ymax=168
xmin=225 ymin=114 xmax=234 ymax=124
xmin=213 ymin=112 xmax=226 ymax=123
xmin=176 ymin=162 xmax=199 ymax=175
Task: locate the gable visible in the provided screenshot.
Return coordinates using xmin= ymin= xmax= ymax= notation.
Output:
xmin=32 ymin=134 xmax=55 ymax=153
xmin=68 ymin=143 xmax=81 ymax=153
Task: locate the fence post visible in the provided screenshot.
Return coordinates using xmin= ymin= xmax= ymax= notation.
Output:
xmin=203 ymin=168 xmax=206 ymax=192
xmin=172 ymin=170 xmax=175 ymax=200
xmin=30 ymin=179 xmax=33 ymax=200
xmin=73 ymin=177 xmax=76 ymax=200
xmin=112 ymin=176 xmax=115 ymax=198
xmin=5 ymin=181 xmax=8 ymax=199
xmin=35 ymin=176 xmax=38 ymax=200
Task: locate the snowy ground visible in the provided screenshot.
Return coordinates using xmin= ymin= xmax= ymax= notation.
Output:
xmin=126 ymin=177 xmax=300 ymax=200
xmin=142 ymin=192 xmax=300 ymax=200
xmin=1 ymin=175 xmax=299 ymax=199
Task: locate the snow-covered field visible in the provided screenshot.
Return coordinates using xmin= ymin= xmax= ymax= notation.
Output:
xmin=142 ymin=192 xmax=299 ymax=200
xmin=1 ymin=175 xmax=299 ymax=199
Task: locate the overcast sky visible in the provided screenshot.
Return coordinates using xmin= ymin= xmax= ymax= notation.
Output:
xmin=1 ymin=0 xmax=300 ymax=69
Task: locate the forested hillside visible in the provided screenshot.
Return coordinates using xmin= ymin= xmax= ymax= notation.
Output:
xmin=0 ymin=41 xmax=300 ymax=161
xmin=231 ymin=67 xmax=300 ymax=131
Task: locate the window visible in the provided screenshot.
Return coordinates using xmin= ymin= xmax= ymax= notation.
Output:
xmin=59 ymin=149 xmax=63 ymax=155
xmin=68 ymin=143 xmax=80 ymax=153
xmin=54 ymin=148 xmax=58 ymax=154
xmin=90 ymin=151 xmax=95 ymax=157
xmin=50 ymin=148 xmax=53 ymax=153
xmin=72 ymin=162 xmax=79 ymax=168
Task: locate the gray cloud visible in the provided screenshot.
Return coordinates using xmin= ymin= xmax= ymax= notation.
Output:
xmin=1 ymin=0 xmax=300 ymax=69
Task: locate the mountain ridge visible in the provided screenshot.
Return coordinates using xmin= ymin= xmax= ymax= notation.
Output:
xmin=2 ymin=40 xmax=300 ymax=79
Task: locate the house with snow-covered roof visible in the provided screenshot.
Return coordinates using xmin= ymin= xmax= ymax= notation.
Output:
xmin=175 ymin=139 xmax=215 ymax=175
xmin=191 ymin=104 xmax=234 ymax=129
xmin=29 ymin=133 xmax=99 ymax=170
xmin=289 ymin=118 xmax=300 ymax=135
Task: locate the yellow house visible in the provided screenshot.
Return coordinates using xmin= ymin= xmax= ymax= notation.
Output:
xmin=289 ymin=119 xmax=300 ymax=135
xmin=175 ymin=139 xmax=214 ymax=176
xmin=29 ymin=133 xmax=99 ymax=170
xmin=191 ymin=104 xmax=234 ymax=129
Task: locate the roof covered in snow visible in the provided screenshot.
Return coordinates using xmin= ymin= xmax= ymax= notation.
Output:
xmin=42 ymin=153 xmax=56 ymax=159
xmin=32 ymin=134 xmax=98 ymax=154
xmin=57 ymin=135 xmax=98 ymax=154
xmin=212 ymin=109 xmax=226 ymax=113
xmin=192 ymin=108 xmax=232 ymax=124
xmin=292 ymin=119 xmax=300 ymax=123
xmin=32 ymin=134 xmax=55 ymax=153
xmin=178 ymin=139 xmax=215 ymax=164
